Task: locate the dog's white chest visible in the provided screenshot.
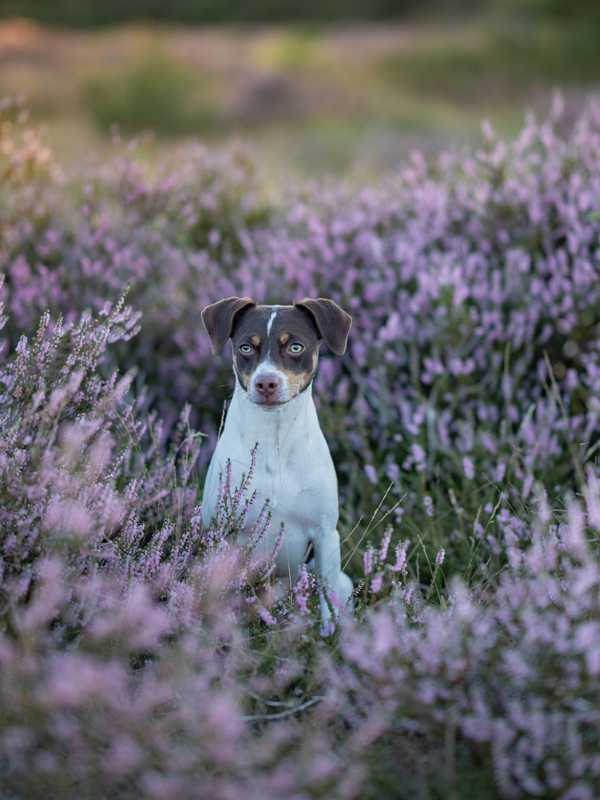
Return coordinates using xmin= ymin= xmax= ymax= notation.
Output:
xmin=201 ymin=386 xmax=338 ymax=568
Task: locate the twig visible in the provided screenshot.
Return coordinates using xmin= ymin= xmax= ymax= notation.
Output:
xmin=217 ymin=399 xmax=227 ymax=442
xmin=247 ymin=691 xmax=320 ymax=709
xmin=241 ymin=696 xmax=324 ymax=722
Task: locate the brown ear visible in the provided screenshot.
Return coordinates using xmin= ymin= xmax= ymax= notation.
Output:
xmin=201 ymin=296 xmax=256 ymax=355
xmin=294 ymin=298 xmax=352 ymax=355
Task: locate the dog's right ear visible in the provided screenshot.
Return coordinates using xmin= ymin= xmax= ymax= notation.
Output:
xmin=202 ymin=297 xmax=256 ymax=355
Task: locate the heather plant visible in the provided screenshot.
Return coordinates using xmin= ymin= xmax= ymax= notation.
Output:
xmin=0 ymin=288 xmax=290 ymax=626
xmin=0 ymin=555 xmax=366 ymax=800
xmin=2 ymin=94 xmax=600 ymax=798
xmin=0 ymin=296 xmax=365 ymax=799
xmin=2 ymin=95 xmax=600 ymax=574
xmin=0 ymin=290 xmax=139 ymax=618
xmin=336 ymin=483 xmax=600 ymax=800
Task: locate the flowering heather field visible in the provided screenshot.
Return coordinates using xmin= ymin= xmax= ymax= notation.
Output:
xmin=2 ymin=94 xmax=600 ymax=798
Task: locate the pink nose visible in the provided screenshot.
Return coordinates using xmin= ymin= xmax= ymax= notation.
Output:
xmin=255 ymin=374 xmax=282 ymax=401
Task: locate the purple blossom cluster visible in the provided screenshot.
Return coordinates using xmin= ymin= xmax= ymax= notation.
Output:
xmin=341 ymin=493 xmax=600 ymax=799
xmin=1 ymin=95 xmax=600 ymax=797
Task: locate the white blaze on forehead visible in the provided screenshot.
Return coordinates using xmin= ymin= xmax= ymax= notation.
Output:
xmin=266 ymin=308 xmax=278 ymax=336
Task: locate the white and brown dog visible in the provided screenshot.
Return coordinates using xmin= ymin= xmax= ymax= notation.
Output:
xmin=201 ymin=297 xmax=354 ymax=617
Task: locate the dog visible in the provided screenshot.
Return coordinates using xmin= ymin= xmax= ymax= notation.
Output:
xmin=200 ymin=296 xmax=354 ymax=618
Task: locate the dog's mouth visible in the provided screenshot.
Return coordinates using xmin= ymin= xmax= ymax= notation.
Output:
xmin=254 ymin=398 xmax=287 ymax=409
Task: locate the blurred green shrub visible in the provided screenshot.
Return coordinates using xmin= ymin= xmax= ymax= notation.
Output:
xmin=82 ymin=45 xmax=220 ymax=135
xmin=381 ymin=1 xmax=600 ymax=107
xmin=262 ymin=27 xmax=322 ymax=71
xmin=493 ymin=0 xmax=600 ymax=84
xmin=381 ymin=40 xmax=512 ymax=106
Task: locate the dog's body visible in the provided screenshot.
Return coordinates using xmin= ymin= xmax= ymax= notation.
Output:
xmin=201 ymin=298 xmax=354 ymax=615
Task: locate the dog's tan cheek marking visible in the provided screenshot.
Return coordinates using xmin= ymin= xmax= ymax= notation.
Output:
xmin=280 ymin=333 xmax=290 ymax=345
xmin=251 ymin=335 xmax=260 ymax=347
xmin=284 ymin=368 xmax=315 ymax=397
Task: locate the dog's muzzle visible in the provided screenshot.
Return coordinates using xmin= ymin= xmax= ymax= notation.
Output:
xmin=253 ymin=372 xmax=284 ymax=406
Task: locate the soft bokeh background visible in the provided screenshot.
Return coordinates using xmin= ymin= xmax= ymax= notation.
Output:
xmin=0 ymin=0 xmax=598 ymax=177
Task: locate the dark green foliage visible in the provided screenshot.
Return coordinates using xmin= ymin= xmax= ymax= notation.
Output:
xmin=0 ymin=0 xmax=490 ymax=25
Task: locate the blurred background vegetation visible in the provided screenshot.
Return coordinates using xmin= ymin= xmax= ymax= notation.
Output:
xmin=0 ymin=0 xmax=598 ymax=175
xmin=0 ymin=0 xmax=597 ymax=29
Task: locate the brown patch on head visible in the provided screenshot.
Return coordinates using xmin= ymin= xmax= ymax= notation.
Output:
xmin=280 ymin=332 xmax=290 ymax=345
xmin=251 ymin=335 xmax=260 ymax=347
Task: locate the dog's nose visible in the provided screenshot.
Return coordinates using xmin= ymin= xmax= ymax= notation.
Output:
xmin=255 ymin=374 xmax=282 ymax=401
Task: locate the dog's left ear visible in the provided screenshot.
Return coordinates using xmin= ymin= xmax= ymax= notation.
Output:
xmin=202 ymin=296 xmax=256 ymax=355
xmin=295 ymin=298 xmax=352 ymax=355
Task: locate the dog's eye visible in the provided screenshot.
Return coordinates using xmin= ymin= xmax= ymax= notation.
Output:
xmin=289 ymin=343 xmax=304 ymax=354
xmin=239 ymin=344 xmax=253 ymax=355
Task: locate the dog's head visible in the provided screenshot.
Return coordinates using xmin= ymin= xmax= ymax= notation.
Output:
xmin=201 ymin=297 xmax=352 ymax=409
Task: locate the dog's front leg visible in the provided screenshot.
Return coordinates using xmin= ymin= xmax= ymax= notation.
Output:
xmin=312 ymin=530 xmax=354 ymax=621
